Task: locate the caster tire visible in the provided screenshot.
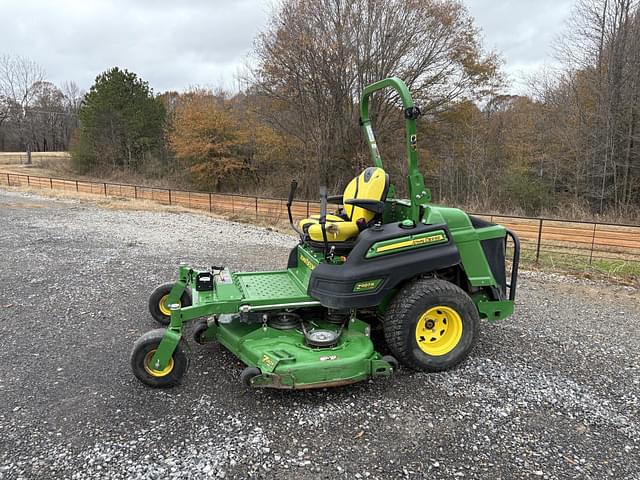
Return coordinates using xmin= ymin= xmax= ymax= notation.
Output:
xmin=381 ymin=355 xmax=399 ymax=371
xmin=149 ymin=282 xmax=192 ymax=326
xmin=384 ymin=278 xmax=479 ymax=372
xmin=192 ymin=319 xmax=210 ymax=345
xmin=240 ymin=367 xmax=261 ymax=387
xmin=131 ymin=329 xmax=189 ymax=388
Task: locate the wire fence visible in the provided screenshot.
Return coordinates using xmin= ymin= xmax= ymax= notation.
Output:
xmin=2 ymin=171 xmax=640 ymax=267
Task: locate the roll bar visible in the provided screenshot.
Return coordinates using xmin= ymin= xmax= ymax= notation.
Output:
xmin=359 ymin=77 xmax=431 ymax=223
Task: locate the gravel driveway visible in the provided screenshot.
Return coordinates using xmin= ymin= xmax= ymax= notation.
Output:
xmin=0 ymin=189 xmax=638 ymax=480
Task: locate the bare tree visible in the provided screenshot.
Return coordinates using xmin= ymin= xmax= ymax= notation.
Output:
xmin=0 ymin=54 xmax=46 ymax=163
xmin=249 ymin=0 xmax=501 ymax=194
xmin=552 ymin=0 xmax=640 ymax=214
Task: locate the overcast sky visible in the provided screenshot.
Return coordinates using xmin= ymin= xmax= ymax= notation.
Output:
xmin=1 ymin=0 xmax=574 ymax=95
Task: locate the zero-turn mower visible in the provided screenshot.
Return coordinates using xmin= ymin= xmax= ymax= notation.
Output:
xmin=130 ymin=77 xmax=520 ymax=390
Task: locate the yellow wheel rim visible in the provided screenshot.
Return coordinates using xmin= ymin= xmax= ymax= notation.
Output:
xmin=159 ymin=295 xmax=180 ymax=317
xmin=143 ymin=349 xmax=174 ymax=377
xmin=415 ymin=306 xmax=463 ymax=356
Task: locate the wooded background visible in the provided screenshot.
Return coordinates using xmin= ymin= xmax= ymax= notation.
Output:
xmin=1 ymin=0 xmax=638 ymax=219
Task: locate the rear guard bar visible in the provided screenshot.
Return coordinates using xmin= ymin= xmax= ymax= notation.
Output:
xmin=505 ymin=229 xmax=520 ymax=301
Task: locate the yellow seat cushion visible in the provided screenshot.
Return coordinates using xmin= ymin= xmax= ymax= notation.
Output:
xmin=298 ymin=214 xmax=345 ymax=231
xmin=298 ymin=167 xmax=389 ymax=243
xmin=307 ymin=221 xmax=360 ymax=242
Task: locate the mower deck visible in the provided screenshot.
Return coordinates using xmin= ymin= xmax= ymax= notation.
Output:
xmin=203 ymin=315 xmax=391 ymax=389
xmin=190 ymin=267 xmax=391 ymax=389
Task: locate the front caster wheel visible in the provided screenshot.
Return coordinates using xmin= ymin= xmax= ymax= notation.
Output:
xmin=384 ymin=278 xmax=479 ymax=372
xmin=149 ymin=282 xmax=192 ymax=326
xmin=130 ymin=329 xmax=189 ymax=388
xmin=240 ymin=367 xmax=261 ymax=387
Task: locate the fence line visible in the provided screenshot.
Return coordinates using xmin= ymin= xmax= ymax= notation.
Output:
xmin=2 ymin=171 xmax=639 ymax=266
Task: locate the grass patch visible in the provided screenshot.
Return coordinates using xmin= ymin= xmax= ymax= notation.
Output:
xmin=519 ymin=249 xmax=640 ymax=284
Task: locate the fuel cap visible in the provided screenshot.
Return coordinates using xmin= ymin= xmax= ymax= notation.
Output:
xmin=399 ymin=219 xmax=415 ymax=229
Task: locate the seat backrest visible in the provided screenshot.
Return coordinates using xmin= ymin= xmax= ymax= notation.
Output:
xmin=342 ymin=167 xmax=389 ymax=222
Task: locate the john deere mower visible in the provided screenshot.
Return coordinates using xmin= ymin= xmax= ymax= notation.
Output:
xmin=130 ymin=77 xmax=520 ymax=390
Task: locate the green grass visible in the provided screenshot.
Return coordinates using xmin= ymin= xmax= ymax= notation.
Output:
xmin=518 ymin=248 xmax=640 ymax=282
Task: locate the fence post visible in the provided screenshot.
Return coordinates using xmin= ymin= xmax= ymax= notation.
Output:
xmin=535 ymin=218 xmax=543 ymax=264
xmin=168 ymin=189 xmax=172 ymax=205
xmin=209 ymin=193 xmax=212 ymax=213
xmin=255 ymin=197 xmax=258 ymax=219
xmin=306 ymin=201 xmax=310 ymax=217
xmin=27 ymin=175 xmax=30 ymax=186
xmin=75 ymin=180 xmax=79 ymax=192
xmin=6 ymin=173 xmax=10 ymax=186
xmin=589 ymin=223 xmax=597 ymax=265
xmin=188 ymin=191 xmax=191 ymax=208
xmin=50 ymin=177 xmax=53 ymax=189
xmin=134 ymin=185 xmax=137 ymax=199
xmin=103 ymin=182 xmax=107 ymax=196
xmin=232 ymin=196 xmax=235 ymax=214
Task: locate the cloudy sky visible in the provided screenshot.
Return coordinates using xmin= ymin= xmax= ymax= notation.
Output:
xmin=1 ymin=0 xmax=575 ymax=94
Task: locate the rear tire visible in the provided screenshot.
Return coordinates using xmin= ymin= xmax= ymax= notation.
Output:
xmin=149 ymin=282 xmax=192 ymax=326
xmin=130 ymin=329 xmax=189 ymax=388
xmin=383 ymin=278 xmax=479 ymax=372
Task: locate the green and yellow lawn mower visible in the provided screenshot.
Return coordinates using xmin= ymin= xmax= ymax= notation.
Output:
xmin=130 ymin=77 xmax=520 ymax=390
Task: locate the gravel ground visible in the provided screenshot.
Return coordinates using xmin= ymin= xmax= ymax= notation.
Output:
xmin=0 ymin=189 xmax=638 ymax=480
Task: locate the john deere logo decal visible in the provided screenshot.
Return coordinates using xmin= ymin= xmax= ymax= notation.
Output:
xmin=366 ymin=230 xmax=448 ymax=258
xmin=410 ymin=233 xmax=446 ymax=247
xmin=299 ymin=252 xmax=316 ymax=270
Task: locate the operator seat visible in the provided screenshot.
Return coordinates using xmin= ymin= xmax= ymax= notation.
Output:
xmin=299 ymin=167 xmax=389 ymax=244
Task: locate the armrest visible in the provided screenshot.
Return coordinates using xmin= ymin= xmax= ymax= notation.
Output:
xmin=327 ymin=194 xmax=343 ymax=204
xmin=344 ymin=198 xmax=385 ymax=214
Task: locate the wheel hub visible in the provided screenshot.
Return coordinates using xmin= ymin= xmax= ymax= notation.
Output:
xmin=159 ymin=295 xmax=180 ymax=317
xmin=415 ymin=306 xmax=463 ymax=356
xmin=143 ymin=349 xmax=175 ymax=377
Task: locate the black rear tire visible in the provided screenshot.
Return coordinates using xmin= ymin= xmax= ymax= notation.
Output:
xmin=383 ymin=278 xmax=479 ymax=372
xmin=149 ymin=282 xmax=192 ymax=326
xmin=130 ymin=329 xmax=189 ymax=388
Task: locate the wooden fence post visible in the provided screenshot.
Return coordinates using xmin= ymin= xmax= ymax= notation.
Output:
xmin=535 ymin=219 xmax=543 ymax=264
xmin=255 ymin=197 xmax=258 ymax=218
xmin=134 ymin=185 xmax=137 ymax=199
xmin=27 ymin=175 xmax=30 ymax=186
xmin=50 ymin=177 xmax=53 ymax=189
xmin=168 ymin=189 xmax=172 ymax=205
xmin=103 ymin=182 xmax=107 ymax=196
xmin=6 ymin=173 xmax=10 ymax=186
xmin=589 ymin=224 xmax=597 ymax=264
xmin=209 ymin=193 xmax=212 ymax=213
xmin=76 ymin=180 xmax=79 ymax=192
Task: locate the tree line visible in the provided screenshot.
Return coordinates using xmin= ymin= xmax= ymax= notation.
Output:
xmin=0 ymin=55 xmax=82 ymax=161
xmin=1 ymin=0 xmax=638 ymax=219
